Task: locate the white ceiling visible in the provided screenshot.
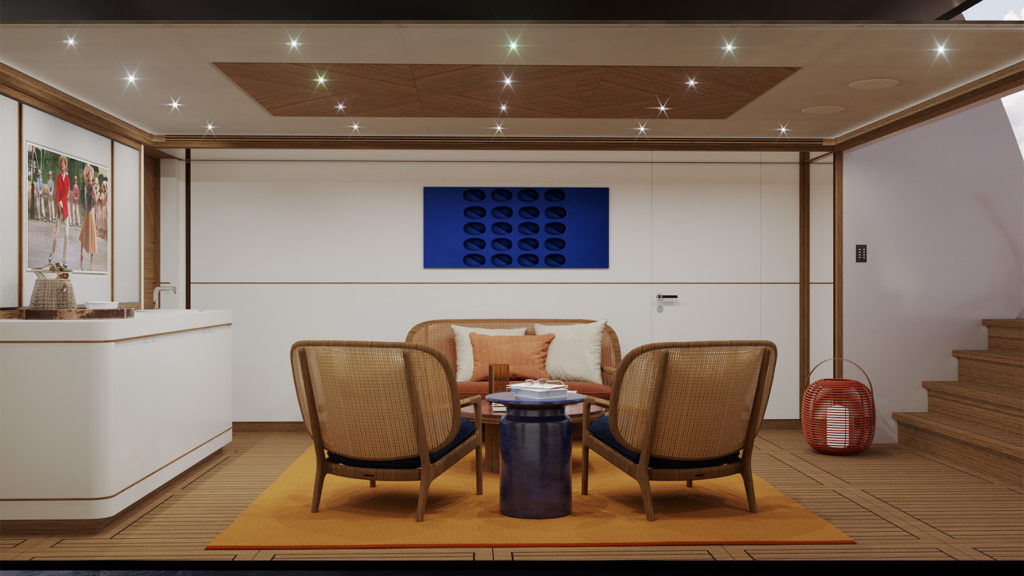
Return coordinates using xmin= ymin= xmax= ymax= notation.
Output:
xmin=1 ymin=21 xmax=1022 ymax=140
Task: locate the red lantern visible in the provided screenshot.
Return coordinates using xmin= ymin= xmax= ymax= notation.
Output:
xmin=801 ymin=358 xmax=875 ymax=455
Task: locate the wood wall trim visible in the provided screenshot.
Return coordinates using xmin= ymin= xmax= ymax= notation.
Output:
xmin=155 ymin=134 xmax=832 ymax=152
xmin=109 ymin=140 xmax=115 ymax=301
xmin=799 ymin=152 xmax=811 ymax=406
xmin=185 ymin=149 xmax=191 ymax=309
xmin=0 ymin=63 xmax=151 ymax=150
xmin=17 ymin=102 xmax=23 ymax=308
xmin=834 ymin=152 xmax=844 ymax=378
xmin=831 ymin=61 xmax=1024 ymax=151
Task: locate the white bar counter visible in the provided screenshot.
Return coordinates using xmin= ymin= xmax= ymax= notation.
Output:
xmin=0 ymin=309 xmax=233 ymax=520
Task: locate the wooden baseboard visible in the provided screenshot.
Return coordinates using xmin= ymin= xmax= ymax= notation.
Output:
xmin=232 ymin=421 xmax=307 ymax=433
xmin=0 ymin=448 xmax=224 ymax=536
xmin=760 ymin=419 xmax=801 ymax=430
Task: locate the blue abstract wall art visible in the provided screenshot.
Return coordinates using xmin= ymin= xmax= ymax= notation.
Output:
xmin=424 ymin=186 xmax=609 ymax=268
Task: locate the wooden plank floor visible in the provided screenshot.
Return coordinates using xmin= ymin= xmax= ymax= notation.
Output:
xmin=2 ymin=428 xmax=1022 ymax=562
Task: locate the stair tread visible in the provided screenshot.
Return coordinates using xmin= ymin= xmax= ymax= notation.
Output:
xmin=922 ymin=380 xmax=1024 ymax=408
xmin=983 ymin=319 xmax=1024 ymax=329
xmin=893 ymin=412 xmax=1022 ymax=455
xmin=952 ymin=349 xmax=1024 ymax=366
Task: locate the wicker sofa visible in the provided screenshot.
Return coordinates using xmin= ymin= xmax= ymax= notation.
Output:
xmin=405 ymin=319 xmax=622 ymax=400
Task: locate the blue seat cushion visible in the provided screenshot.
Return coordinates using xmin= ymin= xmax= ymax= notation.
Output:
xmin=327 ymin=417 xmax=476 ymax=470
xmin=588 ymin=415 xmax=739 ymax=469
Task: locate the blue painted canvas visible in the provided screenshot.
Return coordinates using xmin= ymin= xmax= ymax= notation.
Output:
xmin=424 ymin=187 xmax=609 ymax=268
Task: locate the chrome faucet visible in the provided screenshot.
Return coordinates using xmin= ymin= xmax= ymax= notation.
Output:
xmin=153 ymin=284 xmax=176 ymax=309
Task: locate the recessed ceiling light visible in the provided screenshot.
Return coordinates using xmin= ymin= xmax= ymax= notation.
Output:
xmin=635 ymin=121 xmax=648 ymax=136
xmin=650 ymin=97 xmax=672 ymax=118
xmin=493 ymin=122 xmax=504 ymax=134
xmin=686 ymin=76 xmax=699 ymax=89
xmin=63 ymin=35 xmax=77 ymax=48
xmin=934 ymin=41 xmax=947 ymax=56
xmin=502 ymin=74 xmax=513 ymax=88
xmin=314 ymin=73 xmax=327 ymax=87
xmin=349 ymin=122 xmax=360 ymax=133
xmin=335 ymin=102 xmax=346 ymax=112
xmin=776 ymin=123 xmax=789 ymax=136
xmin=167 ymin=98 xmax=182 ymax=111
xmin=205 ymin=122 xmax=215 ymax=133
xmin=722 ymin=41 xmax=735 ymax=54
xmin=499 ymin=103 xmax=508 ymax=113
xmin=801 ymin=105 xmax=845 ymax=115
xmin=287 ymin=36 xmax=302 ymax=51
xmin=125 ymin=72 xmax=137 ymax=85
xmin=848 ymin=78 xmax=899 ymax=90
xmin=508 ymin=40 xmax=518 ymax=52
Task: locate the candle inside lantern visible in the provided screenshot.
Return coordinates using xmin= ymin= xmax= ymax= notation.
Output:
xmin=825 ymin=404 xmax=850 ymax=449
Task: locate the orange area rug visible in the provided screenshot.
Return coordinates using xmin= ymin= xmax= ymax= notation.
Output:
xmin=208 ymin=445 xmax=853 ymax=549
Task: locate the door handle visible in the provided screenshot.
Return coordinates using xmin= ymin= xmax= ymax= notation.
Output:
xmin=656 ymin=294 xmax=678 ymax=301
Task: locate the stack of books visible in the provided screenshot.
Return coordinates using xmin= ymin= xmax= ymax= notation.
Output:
xmin=509 ymin=379 xmax=569 ymax=399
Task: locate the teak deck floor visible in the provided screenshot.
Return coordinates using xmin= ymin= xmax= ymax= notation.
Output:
xmin=1 ymin=427 xmax=1022 ymax=562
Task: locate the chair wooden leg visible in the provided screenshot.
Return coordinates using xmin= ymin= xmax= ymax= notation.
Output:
xmin=369 ymin=479 xmax=376 ymax=488
xmin=311 ymin=460 xmax=326 ymax=513
xmin=686 ymin=480 xmax=693 ymax=488
xmin=416 ymin=476 xmax=432 ymax=522
xmin=741 ymin=465 xmax=757 ymax=513
xmin=475 ymin=442 xmax=483 ymax=495
xmin=638 ymin=470 xmax=655 ymax=522
xmin=581 ymin=444 xmax=589 ymax=495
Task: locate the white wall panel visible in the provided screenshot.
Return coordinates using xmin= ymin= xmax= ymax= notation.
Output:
xmin=113 ymin=143 xmax=140 ymax=304
xmin=0 ymin=96 xmax=18 ymax=307
xmin=760 ymin=163 xmax=800 ymax=282
xmin=191 ymin=160 xmax=652 ymax=283
xmin=810 ymin=163 xmax=834 ymax=283
xmin=651 ymin=164 xmax=762 ymax=282
xmin=21 ymin=107 xmax=112 ymax=304
xmin=651 ymin=284 xmax=761 ymax=342
xmin=761 ymin=284 xmax=799 ymax=419
xmin=159 ymin=159 xmax=186 ymax=309
xmin=192 ymin=282 xmax=650 ymax=421
xmin=809 ymin=284 xmax=835 ymax=380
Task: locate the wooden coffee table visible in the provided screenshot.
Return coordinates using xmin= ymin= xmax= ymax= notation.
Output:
xmin=461 ymin=397 xmax=606 ymax=474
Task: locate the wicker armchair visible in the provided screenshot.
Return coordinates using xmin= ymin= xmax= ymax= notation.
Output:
xmin=290 ymin=341 xmax=483 ymax=521
xmin=581 ymin=341 xmax=777 ymax=521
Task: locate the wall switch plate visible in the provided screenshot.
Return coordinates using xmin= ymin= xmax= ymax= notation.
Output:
xmin=856 ymin=244 xmax=867 ymax=262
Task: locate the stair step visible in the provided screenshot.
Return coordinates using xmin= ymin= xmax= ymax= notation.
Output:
xmin=923 ymin=381 xmax=1023 ymax=433
xmin=953 ymin=350 xmax=1023 ymax=390
xmin=894 ymin=412 xmax=1023 ymax=487
xmin=983 ymin=319 xmax=1024 ymax=355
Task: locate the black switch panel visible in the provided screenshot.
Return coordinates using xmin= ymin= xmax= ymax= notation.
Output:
xmin=856 ymin=244 xmax=867 ymax=263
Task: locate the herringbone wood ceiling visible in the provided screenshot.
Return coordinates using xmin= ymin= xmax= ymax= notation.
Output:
xmin=214 ymin=63 xmax=798 ymax=119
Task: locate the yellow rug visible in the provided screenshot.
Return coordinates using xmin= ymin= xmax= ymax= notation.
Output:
xmin=208 ymin=446 xmax=853 ymax=549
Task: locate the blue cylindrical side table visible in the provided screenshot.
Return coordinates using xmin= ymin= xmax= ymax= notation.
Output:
xmin=485 ymin=391 xmax=585 ymax=519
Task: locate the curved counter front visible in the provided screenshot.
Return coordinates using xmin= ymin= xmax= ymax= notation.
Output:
xmin=0 ymin=309 xmax=233 ymax=521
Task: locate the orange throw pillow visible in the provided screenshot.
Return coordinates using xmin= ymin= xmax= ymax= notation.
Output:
xmin=469 ymin=333 xmax=555 ymax=382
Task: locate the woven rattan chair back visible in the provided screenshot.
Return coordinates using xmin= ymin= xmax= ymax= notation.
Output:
xmin=610 ymin=341 xmax=777 ymax=461
xmin=291 ymin=341 xmax=459 ymax=461
xmin=406 ymin=319 xmax=622 ymax=386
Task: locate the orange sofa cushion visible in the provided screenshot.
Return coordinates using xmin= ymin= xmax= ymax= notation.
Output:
xmin=469 ymin=333 xmax=555 ymax=382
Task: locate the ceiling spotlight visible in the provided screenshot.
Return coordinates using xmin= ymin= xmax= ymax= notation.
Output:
xmin=63 ymin=35 xmax=77 ymax=48
xmin=722 ymin=41 xmax=735 ymax=54
xmin=125 ymin=72 xmax=137 ymax=85
xmin=499 ymin=103 xmax=508 ymax=113
xmin=686 ymin=76 xmax=699 ymax=88
xmin=776 ymin=124 xmax=789 ymax=136
xmin=508 ymin=40 xmax=519 ymax=52
xmin=314 ymin=73 xmax=327 ymax=87
xmin=650 ymin=97 xmax=672 ymax=118
xmin=205 ymin=122 xmax=215 ymax=133
xmin=349 ymin=122 xmax=360 ymax=133
xmin=167 ymin=98 xmax=181 ymax=111
xmin=335 ymin=102 xmax=346 ymax=112
xmin=287 ymin=36 xmax=302 ymax=51
xmin=635 ymin=121 xmax=648 ymax=136
xmin=493 ymin=122 xmax=504 ymax=134
xmin=502 ymin=74 xmax=513 ymax=88
xmin=934 ymin=42 xmax=947 ymax=56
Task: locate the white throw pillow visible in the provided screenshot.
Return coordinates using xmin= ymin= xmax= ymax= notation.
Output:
xmin=451 ymin=325 xmax=527 ymax=381
xmin=535 ymin=320 xmax=607 ymax=384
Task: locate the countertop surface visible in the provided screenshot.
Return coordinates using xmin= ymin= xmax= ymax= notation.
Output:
xmin=0 ymin=309 xmax=232 ymax=342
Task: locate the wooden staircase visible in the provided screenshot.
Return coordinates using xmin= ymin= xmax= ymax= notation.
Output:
xmin=893 ymin=319 xmax=1023 ymax=488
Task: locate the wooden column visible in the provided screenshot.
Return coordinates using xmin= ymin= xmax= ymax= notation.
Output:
xmin=799 ymin=152 xmax=811 ymax=402
xmin=833 ymin=152 xmax=844 ymax=378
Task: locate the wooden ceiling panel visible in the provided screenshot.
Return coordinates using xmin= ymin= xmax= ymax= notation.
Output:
xmin=216 ymin=63 xmax=798 ymax=119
